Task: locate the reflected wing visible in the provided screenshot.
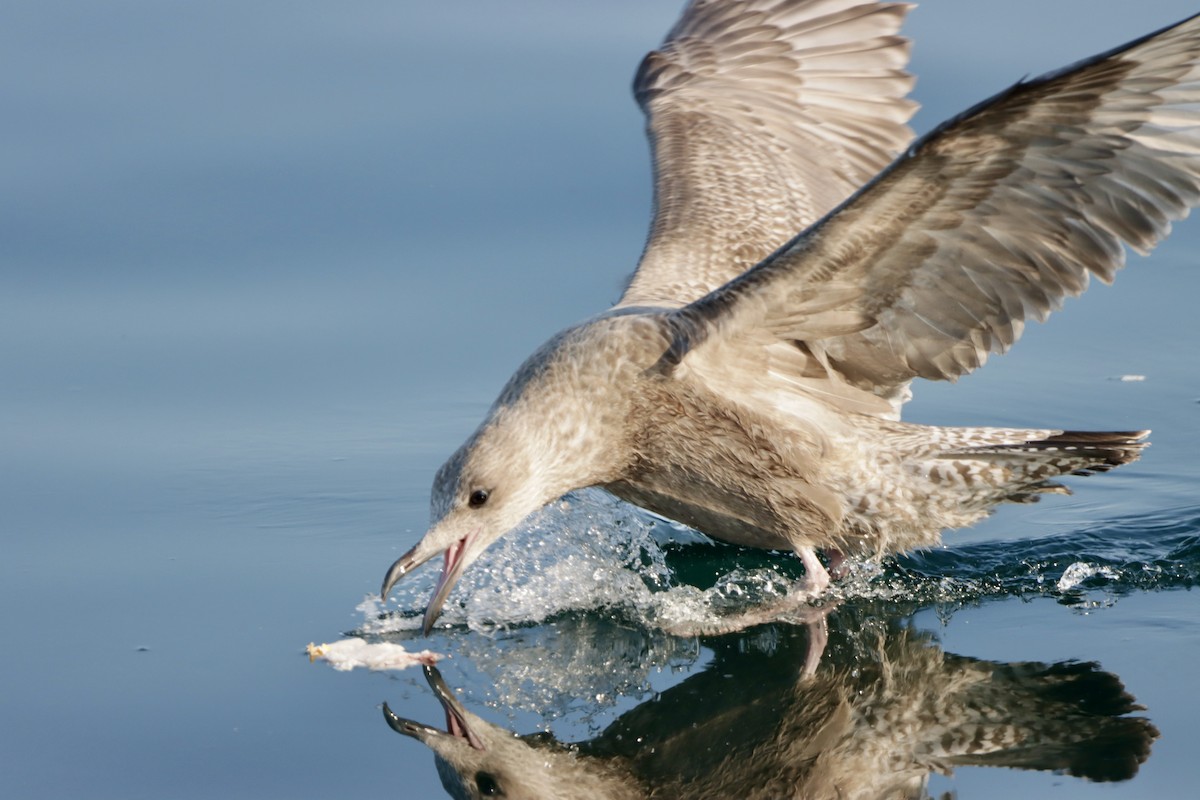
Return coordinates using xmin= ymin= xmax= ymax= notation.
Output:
xmin=617 ymin=0 xmax=916 ymax=308
xmin=666 ymin=13 xmax=1200 ymax=399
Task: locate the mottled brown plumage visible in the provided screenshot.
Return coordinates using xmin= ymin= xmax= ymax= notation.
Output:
xmin=381 ymin=1 xmax=1200 ymax=631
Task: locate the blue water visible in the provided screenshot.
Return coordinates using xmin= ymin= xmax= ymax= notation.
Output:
xmin=3 ymin=1 xmax=1199 ymax=797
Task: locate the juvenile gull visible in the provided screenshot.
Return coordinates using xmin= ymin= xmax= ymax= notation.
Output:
xmin=382 ymin=0 xmax=1200 ymax=633
xmin=384 ymin=624 xmax=1157 ymax=798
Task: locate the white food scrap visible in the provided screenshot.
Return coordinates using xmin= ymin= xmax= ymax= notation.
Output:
xmin=306 ymin=637 xmax=443 ymax=672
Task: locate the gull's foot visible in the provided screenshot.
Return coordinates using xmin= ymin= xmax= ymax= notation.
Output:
xmin=797 ymin=546 xmax=831 ymax=593
xmin=655 ymin=574 xmax=837 ymax=674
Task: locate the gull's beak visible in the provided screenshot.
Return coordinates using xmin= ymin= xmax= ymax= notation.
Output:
xmin=424 ymin=664 xmax=485 ymax=750
xmin=381 ymin=665 xmax=485 ymax=751
xmin=381 ymin=701 xmax=443 ymax=742
xmin=380 ymin=531 xmax=477 ymax=636
xmin=380 ymin=543 xmax=427 ymax=602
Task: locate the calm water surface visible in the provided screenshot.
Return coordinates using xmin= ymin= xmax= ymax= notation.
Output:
xmin=3 ymin=1 xmax=1198 ymax=797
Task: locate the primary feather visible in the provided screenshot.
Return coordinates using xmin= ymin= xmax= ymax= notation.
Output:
xmin=382 ymin=1 xmax=1196 ymax=632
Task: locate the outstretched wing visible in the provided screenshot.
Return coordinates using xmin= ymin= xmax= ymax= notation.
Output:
xmin=665 ymin=12 xmax=1200 ymax=401
xmin=617 ymin=0 xmax=916 ymax=309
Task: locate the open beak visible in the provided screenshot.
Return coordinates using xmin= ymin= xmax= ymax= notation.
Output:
xmin=380 ymin=545 xmax=426 ymax=602
xmin=382 ymin=665 xmax=485 ymax=751
xmin=380 ymin=530 xmax=477 ymax=635
xmin=381 ymin=703 xmax=443 ymax=742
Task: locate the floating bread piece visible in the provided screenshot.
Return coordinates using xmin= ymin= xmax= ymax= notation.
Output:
xmin=306 ymin=637 xmax=443 ymax=671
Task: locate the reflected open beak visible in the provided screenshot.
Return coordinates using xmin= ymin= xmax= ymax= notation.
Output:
xmin=380 ymin=530 xmax=477 ymax=636
xmin=424 ymin=664 xmax=485 ymax=750
xmin=381 ymin=665 xmax=485 ymax=751
xmin=381 ymin=702 xmax=442 ymax=741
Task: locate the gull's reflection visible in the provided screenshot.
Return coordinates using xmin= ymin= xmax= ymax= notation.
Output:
xmin=383 ymin=616 xmax=1157 ymax=799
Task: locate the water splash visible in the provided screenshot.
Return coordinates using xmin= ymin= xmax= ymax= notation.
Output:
xmin=363 ymin=489 xmax=800 ymax=637
xmin=357 ymin=496 xmax=1198 ymax=729
xmin=877 ymin=506 xmax=1200 ymax=611
xmin=1056 ymin=562 xmax=1121 ymax=592
xmin=364 ymin=493 xmax=1200 ymax=638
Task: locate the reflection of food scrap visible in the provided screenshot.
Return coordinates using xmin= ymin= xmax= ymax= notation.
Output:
xmin=306 ymin=638 xmax=443 ymax=672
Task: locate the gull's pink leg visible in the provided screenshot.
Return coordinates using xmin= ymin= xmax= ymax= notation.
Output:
xmin=653 ymin=546 xmax=836 ymax=657
xmin=801 ymin=614 xmax=828 ymax=678
xmin=796 ymin=546 xmax=831 ymax=595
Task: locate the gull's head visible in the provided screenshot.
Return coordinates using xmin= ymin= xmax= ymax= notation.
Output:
xmin=382 ymin=666 xmax=522 ymax=793
xmin=379 ymin=422 xmax=557 ymax=635
xmin=380 ymin=324 xmax=641 ymax=633
xmin=384 ymin=666 xmax=632 ymax=800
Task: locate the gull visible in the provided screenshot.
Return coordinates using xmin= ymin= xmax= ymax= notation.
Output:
xmin=381 ymin=0 xmax=1200 ymax=633
xmin=383 ymin=623 xmax=1157 ymax=798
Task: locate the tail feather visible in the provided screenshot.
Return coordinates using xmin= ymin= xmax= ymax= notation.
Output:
xmin=940 ymin=661 xmax=1159 ymax=782
xmin=964 ymin=429 xmax=1149 ymax=465
xmin=949 ymin=717 xmax=1159 ymax=781
xmin=939 ymin=429 xmax=1150 ymax=504
xmin=1026 ymin=430 xmax=1150 ymax=474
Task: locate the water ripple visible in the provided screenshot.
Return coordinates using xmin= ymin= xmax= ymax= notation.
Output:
xmin=365 ymin=491 xmax=1200 ymax=638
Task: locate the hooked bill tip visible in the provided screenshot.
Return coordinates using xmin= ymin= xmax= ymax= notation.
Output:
xmin=379 ymin=566 xmax=401 ymax=601
xmin=378 ymin=533 xmax=474 ymax=636
xmin=380 ymin=546 xmax=421 ymax=601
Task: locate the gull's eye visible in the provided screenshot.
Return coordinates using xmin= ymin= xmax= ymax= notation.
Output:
xmin=468 ymin=489 xmax=490 ymax=508
xmin=474 ymin=771 xmax=502 ymax=796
